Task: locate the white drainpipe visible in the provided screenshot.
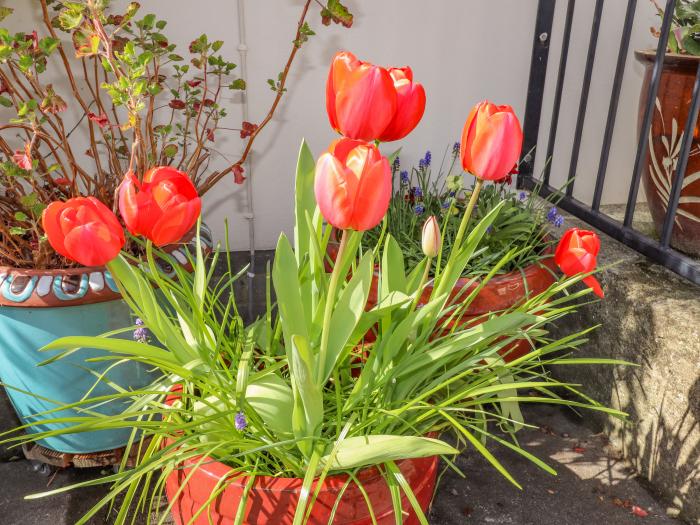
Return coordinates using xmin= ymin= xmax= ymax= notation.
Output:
xmin=236 ymin=0 xmax=256 ymax=316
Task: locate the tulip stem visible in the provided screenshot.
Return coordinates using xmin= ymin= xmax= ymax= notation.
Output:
xmin=410 ymin=258 xmax=432 ymax=313
xmin=452 ymin=178 xmax=484 ymax=254
xmin=318 ymin=228 xmax=348 ymax=382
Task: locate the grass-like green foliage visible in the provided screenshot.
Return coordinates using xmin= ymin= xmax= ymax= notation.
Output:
xmin=363 ymin=146 xmax=561 ymax=278
xmin=0 ymin=141 xmax=628 ymax=525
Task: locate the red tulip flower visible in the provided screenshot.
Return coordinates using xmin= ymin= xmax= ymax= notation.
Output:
xmin=326 ymin=51 xmax=425 ymax=142
xmin=555 ymin=228 xmax=604 ymax=298
xmin=118 ymin=166 xmax=201 ymax=246
xmin=460 ymin=101 xmax=523 ymax=181
xmin=314 ymin=138 xmax=391 ymax=231
xmin=42 ymin=197 xmax=125 ymax=267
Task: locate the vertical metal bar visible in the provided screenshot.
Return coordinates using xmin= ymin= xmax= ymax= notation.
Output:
xmin=592 ymin=0 xmax=637 ymax=210
xmin=660 ymin=63 xmax=700 ymax=247
xmin=624 ymin=0 xmax=676 ymax=227
xmin=565 ymin=0 xmax=604 ymax=197
xmin=543 ymin=0 xmax=576 ymax=186
xmin=518 ymin=0 xmax=556 ymax=188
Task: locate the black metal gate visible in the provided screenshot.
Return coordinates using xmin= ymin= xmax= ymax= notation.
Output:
xmin=518 ymin=0 xmax=700 ymax=284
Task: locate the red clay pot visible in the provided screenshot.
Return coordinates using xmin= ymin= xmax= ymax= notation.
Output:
xmin=636 ymin=50 xmax=700 ymax=256
xmin=328 ymin=240 xmax=557 ymax=362
xmin=163 ymin=389 xmax=439 ymax=525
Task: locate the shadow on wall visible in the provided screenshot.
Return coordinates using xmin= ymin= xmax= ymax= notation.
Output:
xmin=550 ymin=253 xmax=700 ymax=524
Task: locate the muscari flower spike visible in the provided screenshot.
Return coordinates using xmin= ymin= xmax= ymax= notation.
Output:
xmin=414 ymin=203 xmax=425 ymax=215
xmin=400 ymin=170 xmax=409 ymax=184
xmin=133 ymin=318 xmax=149 ymax=343
xmin=413 ymin=186 xmax=423 ymax=198
xmin=235 ymin=411 xmax=247 ymax=430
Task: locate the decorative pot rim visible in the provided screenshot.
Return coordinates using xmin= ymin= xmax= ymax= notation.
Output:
xmin=634 ymin=49 xmax=700 ymax=68
xmin=164 ymin=437 xmax=437 ymax=493
xmin=0 ymin=224 xmax=213 ymax=308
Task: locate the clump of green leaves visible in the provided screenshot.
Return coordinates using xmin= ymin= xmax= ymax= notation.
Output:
xmin=363 ymin=145 xmax=560 ymax=277
xmin=652 ymin=0 xmax=700 ymax=55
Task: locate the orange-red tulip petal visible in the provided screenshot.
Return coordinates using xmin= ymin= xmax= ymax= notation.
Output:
xmin=118 ymin=166 xmax=201 ymax=246
xmin=377 ymin=67 xmax=426 ymax=142
xmin=42 ymin=197 xmax=125 ymax=267
xmin=326 ymin=51 xmax=397 ymax=142
xmin=460 ymin=101 xmax=523 ymax=181
xmin=554 ymin=227 xmax=604 ymax=298
xmin=314 ymin=138 xmax=391 ymax=231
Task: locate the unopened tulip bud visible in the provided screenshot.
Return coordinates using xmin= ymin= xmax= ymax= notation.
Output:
xmin=421 ymin=216 xmax=441 ymax=258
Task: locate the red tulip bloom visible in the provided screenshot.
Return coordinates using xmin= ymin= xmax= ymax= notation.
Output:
xmin=118 ymin=166 xmax=201 ymax=246
xmin=42 ymin=197 xmax=125 ymax=267
xmin=326 ymin=51 xmax=425 ymax=142
xmin=314 ymin=138 xmax=391 ymax=231
xmin=460 ymin=101 xmax=523 ymax=181
xmin=555 ymin=228 xmax=604 ymax=298
xmin=377 ymin=67 xmax=426 ymax=142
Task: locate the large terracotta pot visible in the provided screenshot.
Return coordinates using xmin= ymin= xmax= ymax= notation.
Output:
xmin=327 ymin=241 xmax=558 ymax=362
xmin=0 ymin=226 xmax=212 ymax=454
xmin=367 ymin=256 xmax=558 ymax=362
xmin=163 ymin=388 xmax=438 ymax=525
xmin=636 ymin=50 xmax=700 ymax=255
xmin=165 ymin=453 xmax=437 ymax=525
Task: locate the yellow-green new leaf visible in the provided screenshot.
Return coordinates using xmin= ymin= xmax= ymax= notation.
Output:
xmin=319 ymin=435 xmax=458 ymax=471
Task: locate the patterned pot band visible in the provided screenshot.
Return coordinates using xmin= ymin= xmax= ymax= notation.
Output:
xmin=0 ymin=224 xmax=213 ymax=308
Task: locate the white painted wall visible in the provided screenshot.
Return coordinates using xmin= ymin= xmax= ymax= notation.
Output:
xmin=4 ymin=1 xmax=660 ymax=249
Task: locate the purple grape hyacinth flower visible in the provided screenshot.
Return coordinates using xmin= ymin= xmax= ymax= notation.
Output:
xmin=413 ymin=186 xmax=423 ymax=198
xmin=133 ymin=318 xmax=149 ymax=343
xmin=518 ymin=191 xmax=527 ymax=201
xmin=235 ymin=411 xmax=247 ymax=430
xmin=414 ymin=204 xmax=425 ymax=215
xmin=400 ymin=170 xmax=409 ymax=184
xmin=393 ymin=156 xmax=400 ymax=170
xmin=452 ymin=142 xmax=460 ymax=156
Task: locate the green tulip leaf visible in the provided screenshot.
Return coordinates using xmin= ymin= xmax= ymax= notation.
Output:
xmin=319 ymin=435 xmax=458 ymax=471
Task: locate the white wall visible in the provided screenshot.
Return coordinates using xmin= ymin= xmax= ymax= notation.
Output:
xmin=4 ymin=1 xmax=659 ymax=249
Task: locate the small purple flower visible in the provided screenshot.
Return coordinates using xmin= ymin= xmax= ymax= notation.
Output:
xmin=442 ymin=200 xmax=451 ymax=209
xmin=234 ymin=411 xmax=247 ymax=431
xmin=400 ymin=170 xmax=409 ymax=184
xmin=133 ymin=318 xmax=149 ymax=343
xmin=393 ymin=156 xmax=400 ymax=170
xmin=414 ymin=204 xmax=425 ymax=215
xmin=452 ymin=142 xmax=460 ymax=156
xmin=413 ymin=186 xmax=423 ymax=198
xmin=518 ymin=191 xmax=527 ymax=201
xmin=486 ymin=225 xmax=494 ymax=234
xmin=553 ymin=215 xmax=564 ymax=228
xmin=546 ymin=206 xmax=558 ymax=223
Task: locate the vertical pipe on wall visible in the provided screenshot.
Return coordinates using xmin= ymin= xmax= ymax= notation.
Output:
xmin=236 ymin=0 xmax=256 ymax=319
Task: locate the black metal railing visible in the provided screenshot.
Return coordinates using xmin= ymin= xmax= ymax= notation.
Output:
xmin=518 ymin=0 xmax=700 ymax=284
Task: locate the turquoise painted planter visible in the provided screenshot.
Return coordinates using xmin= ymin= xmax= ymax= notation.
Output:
xmin=0 ymin=226 xmax=211 ymax=454
xmin=0 ymin=297 xmax=154 ymax=453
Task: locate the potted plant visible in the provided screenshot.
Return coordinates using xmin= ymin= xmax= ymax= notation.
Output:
xmin=0 ymin=0 xmax=352 ymax=458
xmin=3 ymin=51 xmax=620 ymax=523
xmin=638 ymin=0 xmax=700 ymax=255
xmin=357 ymin=144 xmax=567 ymax=360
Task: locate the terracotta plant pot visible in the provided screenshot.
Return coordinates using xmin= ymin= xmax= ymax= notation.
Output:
xmin=162 ymin=389 xmax=439 ymax=525
xmin=165 ymin=453 xmax=437 ymax=525
xmin=0 ymin=226 xmax=212 ymax=454
xmin=636 ymin=50 xmax=700 ymax=255
xmin=327 ymin=240 xmax=557 ymax=362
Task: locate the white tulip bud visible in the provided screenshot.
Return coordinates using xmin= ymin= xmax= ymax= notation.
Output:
xmin=421 ymin=216 xmax=441 ymax=258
